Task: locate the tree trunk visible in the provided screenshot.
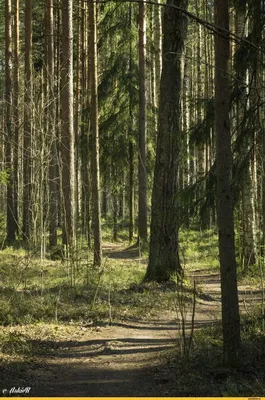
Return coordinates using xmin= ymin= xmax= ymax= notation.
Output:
xmin=154 ymin=0 xmax=162 ymax=105
xmin=128 ymin=2 xmax=135 ymax=243
xmin=234 ymin=1 xmax=256 ymax=268
xmin=145 ymin=0 xmax=188 ymax=282
xmin=13 ymin=0 xmax=20 ymax=235
xmin=138 ymin=0 xmax=148 ymax=243
xmin=88 ymin=0 xmax=102 ymax=267
xmin=61 ymin=0 xmax=76 ymax=249
xmin=129 ymin=140 xmax=135 ymax=242
xmin=181 ymin=43 xmax=191 ymax=228
xmin=5 ymin=0 xmax=16 ymax=243
xmin=79 ymin=0 xmax=91 ymax=248
xmin=214 ymin=0 xmax=241 ymax=365
xmin=23 ymin=0 xmax=33 ymax=241
xmin=47 ymin=0 xmax=58 ymax=247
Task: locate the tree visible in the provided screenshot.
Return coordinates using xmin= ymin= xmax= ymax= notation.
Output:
xmin=46 ymin=0 xmax=58 ymax=247
xmin=61 ymin=0 xmax=76 ymax=249
xmin=5 ymin=0 xmax=16 ymax=243
xmin=214 ymin=0 xmax=241 ymax=365
xmin=129 ymin=2 xmax=135 ymax=243
xmin=145 ymin=0 xmax=188 ymax=282
xmin=88 ymin=0 xmax=102 ymax=267
xmin=23 ymin=0 xmax=33 ymax=241
xmin=138 ymin=0 xmax=148 ymax=243
xmin=13 ymin=0 xmax=20 ymax=235
xmin=80 ymin=0 xmax=91 ymax=248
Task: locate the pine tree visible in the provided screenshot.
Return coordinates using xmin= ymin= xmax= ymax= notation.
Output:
xmin=23 ymin=0 xmax=33 ymax=241
xmin=138 ymin=0 xmax=148 ymax=243
xmin=5 ymin=0 xmax=16 ymax=243
xmin=88 ymin=0 xmax=102 ymax=267
xmin=145 ymin=0 xmax=188 ymax=282
xmin=61 ymin=0 xmax=76 ymax=248
xmin=214 ymin=0 xmax=241 ymax=365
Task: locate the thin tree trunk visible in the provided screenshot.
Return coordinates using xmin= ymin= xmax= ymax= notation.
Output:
xmin=5 ymin=0 xmax=16 ymax=243
xmin=75 ymin=0 xmax=81 ymax=229
xmin=138 ymin=0 xmax=148 ymax=243
xmin=154 ymin=0 xmax=162 ymax=105
xmin=47 ymin=0 xmax=58 ymax=247
xmin=128 ymin=2 xmax=135 ymax=242
xmin=129 ymin=140 xmax=135 ymax=242
xmin=61 ymin=0 xmax=76 ymax=249
xmin=79 ymin=0 xmax=91 ymax=247
xmin=88 ymin=0 xmax=102 ymax=267
xmin=13 ymin=0 xmax=20 ymax=234
xmin=23 ymin=0 xmax=33 ymax=241
xmin=214 ymin=0 xmax=241 ymax=366
xmin=113 ymin=193 xmax=118 ymax=242
xmin=182 ymin=44 xmax=191 ymax=228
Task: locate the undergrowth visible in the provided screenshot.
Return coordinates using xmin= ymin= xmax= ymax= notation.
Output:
xmin=169 ymin=309 xmax=265 ymax=396
xmin=0 ymin=228 xmax=264 ymax=396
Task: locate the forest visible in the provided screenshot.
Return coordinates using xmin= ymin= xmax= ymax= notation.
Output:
xmin=0 ymin=0 xmax=265 ymax=397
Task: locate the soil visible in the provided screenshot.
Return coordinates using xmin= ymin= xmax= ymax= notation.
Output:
xmin=1 ymin=245 xmax=263 ymax=397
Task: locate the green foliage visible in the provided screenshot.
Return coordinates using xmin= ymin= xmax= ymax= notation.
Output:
xmin=189 ymin=98 xmax=214 ymax=146
xmin=0 ymin=170 xmax=10 ymax=184
xmin=179 ymin=229 xmax=219 ymax=271
xmin=171 ymin=317 xmax=265 ymax=396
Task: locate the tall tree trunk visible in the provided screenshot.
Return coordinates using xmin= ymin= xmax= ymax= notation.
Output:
xmin=79 ymin=0 xmax=91 ymax=248
xmin=233 ymin=1 xmax=256 ymax=268
xmin=23 ymin=0 xmax=33 ymax=241
xmin=145 ymin=0 xmax=188 ymax=282
xmin=61 ymin=0 xmax=76 ymax=248
xmin=128 ymin=2 xmax=135 ymax=243
xmin=154 ymin=0 xmax=162 ymax=105
xmin=5 ymin=0 xmax=16 ymax=243
xmin=88 ymin=0 xmax=102 ymax=267
xmin=47 ymin=0 xmax=58 ymax=247
xmin=138 ymin=0 xmax=148 ymax=243
xmin=129 ymin=140 xmax=135 ymax=242
xmin=13 ymin=0 xmax=20 ymax=234
xmin=75 ymin=0 xmax=81 ymax=229
xmin=214 ymin=0 xmax=241 ymax=365
xmin=181 ymin=43 xmax=191 ymax=228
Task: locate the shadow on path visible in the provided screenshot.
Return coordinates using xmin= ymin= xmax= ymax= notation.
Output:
xmin=2 ymin=248 xmax=263 ymax=397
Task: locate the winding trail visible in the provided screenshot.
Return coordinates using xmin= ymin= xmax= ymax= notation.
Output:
xmin=19 ymin=246 xmax=263 ymax=396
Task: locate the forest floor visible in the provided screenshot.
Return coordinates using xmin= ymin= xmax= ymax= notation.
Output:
xmin=1 ymin=241 xmax=265 ymax=397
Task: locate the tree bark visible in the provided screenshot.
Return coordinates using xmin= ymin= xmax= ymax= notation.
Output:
xmin=138 ymin=0 xmax=148 ymax=243
xmin=5 ymin=0 xmax=16 ymax=243
xmin=154 ymin=0 xmax=162 ymax=105
xmin=13 ymin=0 xmax=20 ymax=235
xmin=145 ymin=0 xmax=188 ymax=282
xmin=129 ymin=2 xmax=135 ymax=243
xmin=23 ymin=0 xmax=33 ymax=241
xmin=47 ymin=0 xmax=58 ymax=247
xmin=214 ymin=0 xmax=241 ymax=365
xmin=61 ymin=0 xmax=76 ymax=248
xmin=88 ymin=0 xmax=102 ymax=267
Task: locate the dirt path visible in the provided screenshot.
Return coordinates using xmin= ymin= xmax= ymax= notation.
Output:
xmin=32 ymin=317 xmax=178 ymax=396
xmin=6 ymin=246 xmax=263 ymax=397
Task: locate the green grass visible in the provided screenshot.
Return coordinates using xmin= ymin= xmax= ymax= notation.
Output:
xmin=0 ymin=227 xmax=226 ymax=329
xmin=169 ymin=310 xmax=265 ymax=396
xmin=0 ymin=228 xmax=217 ymax=365
xmin=1 ymin=227 xmax=265 ymax=396
xmin=179 ymin=228 xmax=219 ymax=272
xmin=0 ymin=241 xmax=176 ymax=326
